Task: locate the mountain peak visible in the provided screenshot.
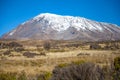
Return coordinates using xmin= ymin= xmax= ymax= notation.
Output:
xmin=34 ymin=13 xmax=60 ymax=19
xmin=32 ymin=13 xmax=75 ymax=22
xmin=2 ymin=13 xmax=120 ymax=41
xmin=31 ymin=13 xmax=88 ymax=32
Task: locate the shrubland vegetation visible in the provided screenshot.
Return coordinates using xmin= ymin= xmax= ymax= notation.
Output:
xmin=0 ymin=40 xmax=120 ymax=80
xmin=0 ymin=56 xmax=120 ymax=80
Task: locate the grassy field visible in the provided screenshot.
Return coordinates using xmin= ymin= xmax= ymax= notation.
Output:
xmin=0 ymin=40 xmax=120 ymax=80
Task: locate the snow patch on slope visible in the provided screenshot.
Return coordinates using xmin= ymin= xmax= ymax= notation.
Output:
xmin=20 ymin=13 xmax=115 ymax=32
xmin=9 ymin=30 xmax=16 ymax=36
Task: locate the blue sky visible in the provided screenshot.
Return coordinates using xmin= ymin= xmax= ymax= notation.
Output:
xmin=0 ymin=0 xmax=120 ymax=37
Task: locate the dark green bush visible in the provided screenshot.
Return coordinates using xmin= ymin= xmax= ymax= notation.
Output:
xmin=0 ymin=71 xmax=27 ymax=80
xmin=72 ymin=60 xmax=85 ymax=65
xmin=57 ymin=63 xmax=69 ymax=68
xmin=37 ymin=72 xmax=52 ymax=80
xmin=113 ymin=57 xmax=120 ymax=80
xmin=114 ymin=57 xmax=120 ymax=71
xmin=0 ymin=72 xmax=17 ymax=80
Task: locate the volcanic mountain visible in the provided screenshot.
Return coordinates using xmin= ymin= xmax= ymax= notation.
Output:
xmin=2 ymin=13 xmax=120 ymax=41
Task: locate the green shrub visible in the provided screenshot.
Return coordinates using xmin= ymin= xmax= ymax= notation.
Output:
xmin=37 ymin=72 xmax=52 ymax=80
xmin=114 ymin=57 xmax=120 ymax=71
xmin=44 ymin=72 xmax=51 ymax=80
xmin=49 ymin=49 xmax=66 ymax=52
xmin=57 ymin=63 xmax=69 ymax=68
xmin=0 ymin=72 xmax=17 ymax=80
xmin=57 ymin=60 xmax=85 ymax=68
xmin=0 ymin=71 xmax=28 ymax=80
xmin=18 ymin=71 xmax=27 ymax=80
xmin=113 ymin=57 xmax=120 ymax=80
xmin=72 ymin=60 xmax=85 ymax=65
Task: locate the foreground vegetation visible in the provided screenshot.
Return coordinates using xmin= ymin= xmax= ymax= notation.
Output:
xmin=0 ymin=57 xmax=120 ymax=80
xmin=0 ymin=40 xmax=120 ymax=80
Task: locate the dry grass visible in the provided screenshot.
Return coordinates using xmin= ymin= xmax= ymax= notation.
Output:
xmin=0 ymin=40 xmax=120 ymax=76
xmin=0 ymin=49 xmax=119 ymax=75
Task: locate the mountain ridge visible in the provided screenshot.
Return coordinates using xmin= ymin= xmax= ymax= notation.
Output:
xmin=2 ymin=13 xmax=120 ymax=41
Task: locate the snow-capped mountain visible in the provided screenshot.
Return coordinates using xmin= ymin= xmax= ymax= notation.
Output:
xmin=2 ymin=13 xmax=120 ymax=41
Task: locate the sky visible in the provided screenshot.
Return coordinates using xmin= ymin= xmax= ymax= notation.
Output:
xmin=0 ymin=0 xmax=120 ymax=37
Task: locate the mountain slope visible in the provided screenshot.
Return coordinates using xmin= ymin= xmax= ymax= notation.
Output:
xmin=2 ymin=13 xmax=120 ymax=41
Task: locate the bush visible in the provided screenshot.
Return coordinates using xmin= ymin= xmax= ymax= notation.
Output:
xmin=36 ymin=45 xmax=44 ymax=52
xmin=0 ymin=72 xmax=17 ymax=80
xmin=0 ymin=71 xmax=27 ymax=80
xmin=113 ymin=71 xmax=120 ymax=80
xmin=113 ymin=57 xmax=120 ymax=80
xmin=65 ymin=43 xmax=80 ymax=48
xmin=0 ymin=56 xmax=7 ymax=60
xmin=39 ymin=52 xmax=46 ymax=56
xmin=72 ymin=60 xmax=85 ymax=65
xmin=14 ymin=47 xmax=24 ymax=52
xmin=57 ymin=63 xmax=69 ymax=68
xmin=8 ymin=42 xmax=23 ymax=48
xmin=114 ymin=57 xmax=120 ymax=71
xmin=51 ymin=63 xmax=105 ymax=80
xmin=23 ymin=52 xmax=37 ymax=58
xmin=37 ymin=72 xmax=52 ymax=80
xmin=57 ymin=60 xmax=85 ymax=68
xmin=43 ymin=42 xmax=51 ymax=51
xmin=90 ymin=44 xmax=101 ymax=49
xmin=18 ymin=71 xmax=27 ymax=80
xmin=3 ymin=50 xmax=11 ymax=55
xmin=104 ymin=42 xmax=119 ymax=50
xmin=49 ymin=49 xmax=66 ymax=52
xmin=0 ymin=42 xmax=7 ymax=49
xmin=0 ymin=53 xmax=2 ymax=56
